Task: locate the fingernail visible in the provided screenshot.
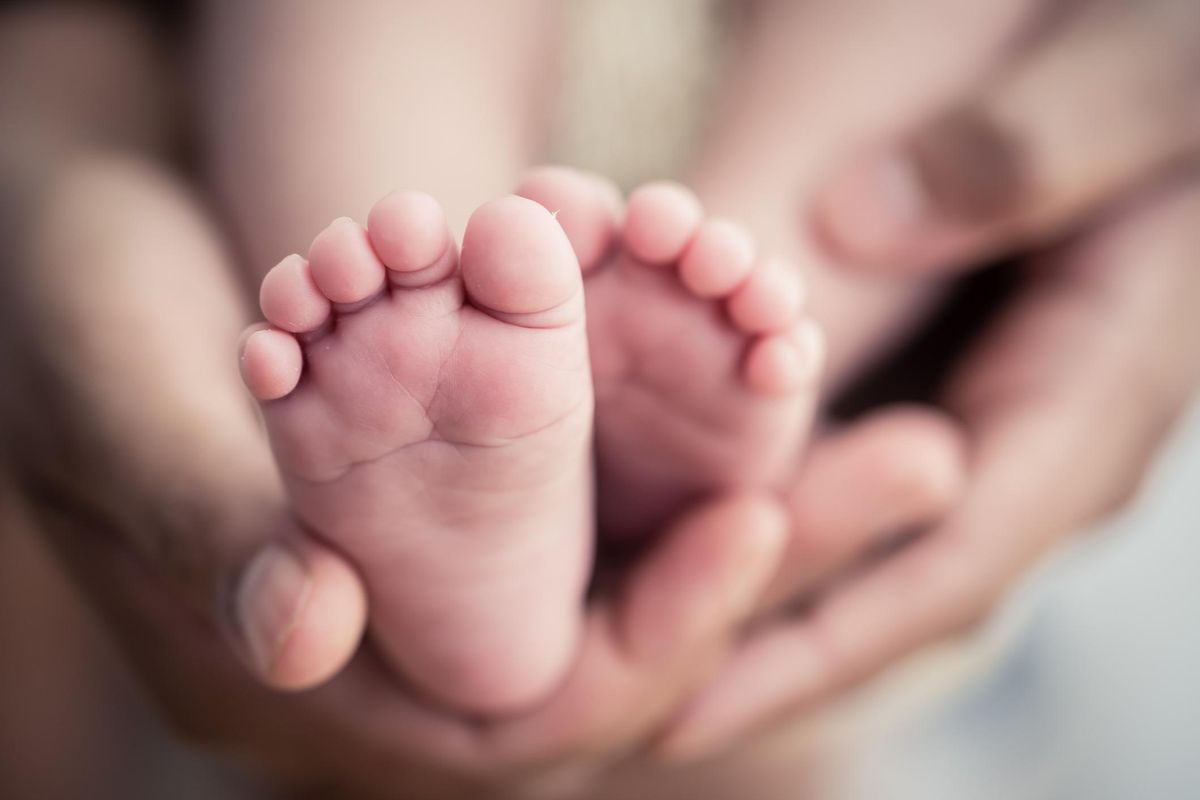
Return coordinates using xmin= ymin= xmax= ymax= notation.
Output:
xmin=815 ymin=148 xmax=929 ymax=261
xmin=235 ymin=543 xmax=312 ymax=679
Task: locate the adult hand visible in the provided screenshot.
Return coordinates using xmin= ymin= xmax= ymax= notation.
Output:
xmin=35 ymin=477 xmax=790 ymax=798
xmin=656 ymin=0 xmax=1200 ymax=756
xmin=814 ymin=0 xmax=1200 ymax=275
xmin=0 ymin=152 xmax=800 ymax=797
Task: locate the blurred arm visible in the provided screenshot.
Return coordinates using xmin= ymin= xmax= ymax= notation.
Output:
xmin=197 ymin=0 xmax=561 ymax=278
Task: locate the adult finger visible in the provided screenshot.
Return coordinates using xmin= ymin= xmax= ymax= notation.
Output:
xmin=227 ymin=492 xmax=791 ymax=789
xmin=482 ymin=492 xmax=789 ymax=768
xmin=1 ymin=157 xmax=367 ymax=690
xmin=759 ymin=405 xmax=967 ymax=611
xmin=814 ymin=0 xmax=1200 ymax=274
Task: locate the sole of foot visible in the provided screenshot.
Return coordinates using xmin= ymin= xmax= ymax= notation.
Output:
xmin=240 ymin=188 xmax=594 ymax=714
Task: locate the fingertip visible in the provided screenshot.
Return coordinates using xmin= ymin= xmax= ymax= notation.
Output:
xmin=619 ymin=491 xmax=789 ymax=666
xmin=269 ymin=542 xmax=368 ymax=690
xmin=844 ymin=406 xmax=970 ymax=523
xmin=232 ymin=539 xmax=367 ymax=691
xmin=711 ymin=492 xmax=791 ymax=566
xmin=813 ymin=111 xmax=1026 ymax=271
xmin=812 ymin=148 xmax=929 ymax=265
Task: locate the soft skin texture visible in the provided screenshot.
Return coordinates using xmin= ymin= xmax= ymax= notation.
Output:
xmin=519 ymin=168 xmax=822 ymax=541
xmin=9 ymin=1 xmax=1200 ymax=798
xmin=244 ymin=192 xmax=593 ymax=714
xmin=244 ymin=171 xmax=821 ymax=712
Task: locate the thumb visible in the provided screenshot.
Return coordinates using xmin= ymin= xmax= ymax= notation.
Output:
xmin=812 ymin=0 xmax=1200 ymax=275
xmin=220 ymin=518 xmax=367 ymax=691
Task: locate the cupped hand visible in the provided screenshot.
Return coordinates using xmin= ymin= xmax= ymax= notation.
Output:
xmin=35 ymin=475 xmax=787 ymax=796
xmin=656 ymin=0 xmax=1200 ymax=755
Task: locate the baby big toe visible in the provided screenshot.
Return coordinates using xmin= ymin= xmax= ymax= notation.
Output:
xmin=460 ymin=195 xmax=583 ymax=324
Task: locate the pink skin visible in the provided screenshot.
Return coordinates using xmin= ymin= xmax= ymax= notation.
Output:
xmin=518 ymin=169 xmax=822 ymax=541
xmin=240 ymin=191 xmax=593 ymax=715
xmin=240 ymin=169 xmax=817 ymax=712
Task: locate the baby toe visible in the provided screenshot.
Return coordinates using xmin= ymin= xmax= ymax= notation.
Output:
xmin=259 ymin=254 xmax=331 ymax=334
xmin=728 ymin=257 xmax=806 ymax=334
xmin=678 ymin=218 xmax=756 ymax=298
xmin=623 ymin=181 xmax=703 ymax=265
xmin=367 ymin=191 xmax=457 ymax=287
xmin=240 ymin=326 xmax=303 ymax=401
xmin=307 ymin=217 xmax=386 ymax=307
xmin=742 ymin=320 xmax=825 ymax=396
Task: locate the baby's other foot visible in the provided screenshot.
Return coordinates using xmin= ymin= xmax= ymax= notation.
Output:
xmin=239 ymin=190 xmax=593 ymax=713
xmin=521 ymin=170 xmax=822 ymax=540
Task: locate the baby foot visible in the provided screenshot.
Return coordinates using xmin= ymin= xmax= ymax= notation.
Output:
xmin=520 ymin=169 xmax=822 ymax=540
xmin=239 ymin=191 xmax=593 ymax=713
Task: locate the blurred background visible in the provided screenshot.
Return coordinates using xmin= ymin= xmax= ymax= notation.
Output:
xmin=841 ymin=399 xmax=1200 ymax=800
